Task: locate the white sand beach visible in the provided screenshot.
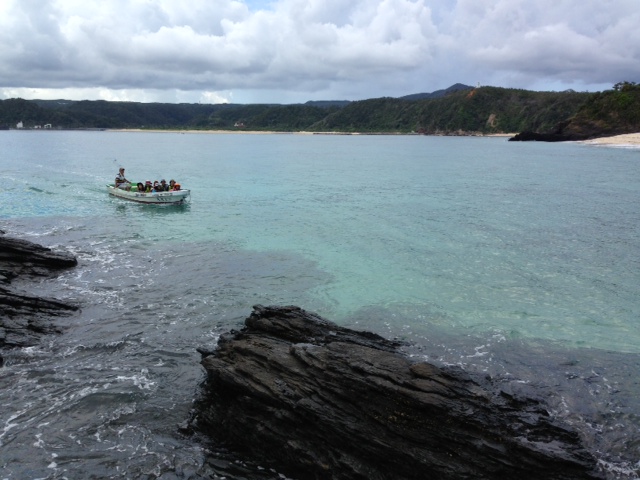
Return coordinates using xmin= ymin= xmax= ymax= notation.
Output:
xmin=108 ymin=129 xmax=640 ymax=146
xmin=581 ymin=133 xmax=640 ymax=147
xmin=109 ymin=128 xmax=286 ymax=134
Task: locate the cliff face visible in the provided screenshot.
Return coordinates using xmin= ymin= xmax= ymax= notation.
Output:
xmin=193 ymin=305 xmax=603 ymax=480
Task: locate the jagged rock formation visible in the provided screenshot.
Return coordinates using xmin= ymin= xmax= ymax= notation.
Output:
xmin=193 ymin=305 xmax=603 ymax=480
xmin=0 ymin=234 xmax=78 ymax=353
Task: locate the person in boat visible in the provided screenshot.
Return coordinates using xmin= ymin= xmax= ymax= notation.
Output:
xmin=152 ymin=181 xmax=164 ymax=193
xmin=144 ymin=181 xmax=153 ymax=192
xmin=159 ymin=179 xmax=169 ymax=191
xmin=136 ymin=182 xmax=145 ymax=192
xmin=169 ymin=179 xmax=181 ymax=191
xmin=115 ymin=168 xmax=131 ymax=190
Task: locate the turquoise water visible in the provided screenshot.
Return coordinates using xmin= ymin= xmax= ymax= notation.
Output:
xmin=1 ymin=130 xmax=639 ymax=478
xmin=3 ymin=130 xmax=639 ymax=351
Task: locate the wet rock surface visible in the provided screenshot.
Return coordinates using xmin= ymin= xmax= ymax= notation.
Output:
xmin=193 ymin=305 xmax=603 ymax=480
xmin=0 ymin=233 xmax=79 ymax=352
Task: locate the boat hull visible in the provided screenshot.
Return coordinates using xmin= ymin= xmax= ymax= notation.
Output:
xmin=107 ymin=185 xmax=190 ymax=204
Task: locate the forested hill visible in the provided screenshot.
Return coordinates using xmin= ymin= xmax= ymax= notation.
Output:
xmin=309 ymin=87 xmax=590 ymax=134
xmin=1 ymin=83 xmax=638 ymax=137
xmin=550 ymin=81 xmax=640 ymax=139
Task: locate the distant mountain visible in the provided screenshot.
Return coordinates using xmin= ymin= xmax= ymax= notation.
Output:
xmin=398 ymin=83 xmax=473 ymax=101
xmin=304 ymin=100 xmax=351 ymax=108
xmin=303 ymin=84 xmax=474 ymax=106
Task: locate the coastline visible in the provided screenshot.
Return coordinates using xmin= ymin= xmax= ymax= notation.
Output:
xmin=106 ymin=128 xmax=517 ymax=137
xmin=107 ymin=128 xmax=289 ymax=134
xmin=107 ymin=129 xmax=423 ymax=135
xmin=106 ymin=129 xmax=640 ymax=146
xmin=579 ymin=132 xmax=640 ymax=147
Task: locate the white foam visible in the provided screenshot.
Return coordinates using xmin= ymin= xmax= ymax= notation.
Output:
xmin=33 ymin=433 xmax=45 ymax=448
xmin=597 ymin=458 xmax=640 ymax=478
xmin=115 ymin=370 xmax=156 ymax=391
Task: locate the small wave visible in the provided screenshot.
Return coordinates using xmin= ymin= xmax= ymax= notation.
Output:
xmin=17 ymin=226 xmax=65 ymax=237
xmin=588 ymin=143 xmax=640 ymax=150
xmin=0 ymin=411 xmax=24 ymax=446
xmin=59 ymin=340 xmax=128 ymax=358
xmin=1 ymin=346 xmax=50 ymax=367
xmin=115 ymin=370 xmax=156 ymax=391
xmin=465 ymin=345 xmax=490 ymax=358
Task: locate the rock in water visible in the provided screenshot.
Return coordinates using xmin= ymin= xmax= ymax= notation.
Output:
xmin=0 ymin=236 xmax=78 ymax=277
xmin=0 ymin=234 xmax=78 ymax=350
xmin=193 ymin=305 xmax=603 ymax=480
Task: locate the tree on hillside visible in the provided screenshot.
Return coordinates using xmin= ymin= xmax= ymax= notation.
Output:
xmin=613 ymin=81 xmax=639 ymax=92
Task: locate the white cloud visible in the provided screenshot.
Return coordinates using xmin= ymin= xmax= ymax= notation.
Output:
xmin=0 ymin=0 xmax=638 ymax=103
xmin=0 ymin=86 xmax=233 ymax=103
xmin=449 ymin=0 xmax=640 ymax=89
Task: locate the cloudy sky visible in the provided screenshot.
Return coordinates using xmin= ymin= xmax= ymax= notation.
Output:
xmin=0 ymin=0 xmax=638 ymax=104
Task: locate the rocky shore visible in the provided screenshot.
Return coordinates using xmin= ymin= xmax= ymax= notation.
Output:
xmin=0 ymin=232 xmax=79 ymax=364
xmin=192 ymin=305 xmax=603 ymax=480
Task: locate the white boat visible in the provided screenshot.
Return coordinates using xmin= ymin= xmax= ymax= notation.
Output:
xmin=107 ymin=184 xmax=190 ymax=205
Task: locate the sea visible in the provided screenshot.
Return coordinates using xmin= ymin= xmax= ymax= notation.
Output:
xmin=1 ymin=130 xmax=639 ymax=479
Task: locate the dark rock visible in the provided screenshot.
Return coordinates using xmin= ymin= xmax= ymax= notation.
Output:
xmin=193 ymin=305 xmax=603 ymax=480
xmin=0 ymin=236 xmax=78 ymax=280
xmin=0 ymin=234 xmax=79 ymax=351
xmin=508 ymin=121 xmax=587 ymax=142
xmin=508 ymin=130 xmax=577 ymax=142
xmin=0 ymin=286 xmax=77 ymax=347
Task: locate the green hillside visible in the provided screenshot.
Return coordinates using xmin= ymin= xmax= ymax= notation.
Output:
xmin=1 ymin=83 xmax=637 ymax=139
xmin=311 ymin=87 xmax=590 ymax=134
xmin=559 ymin=81 xmax=640 ymax=138
xmin=0 ymin=99 xmax=337 ymax=131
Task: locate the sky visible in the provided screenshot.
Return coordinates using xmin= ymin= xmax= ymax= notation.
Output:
xmin=0 ymin=0 xmax=638 ymax=104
